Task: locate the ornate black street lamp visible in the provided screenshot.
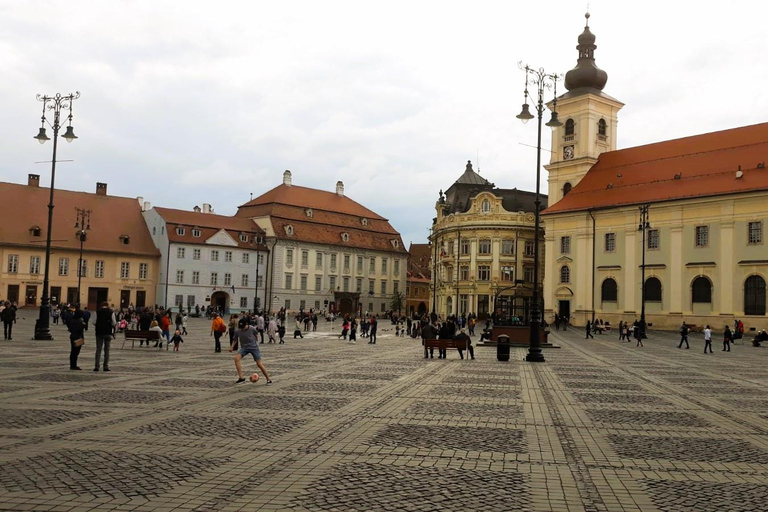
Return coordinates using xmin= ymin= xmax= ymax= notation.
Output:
xmin=74 ymin=207 xmax=92 ymax=307
xmin=638 ymin=204 xmax=651 ymax=339
xmin=516 ymin=64 xmax=562 ymax=362
xmin=33 ymin=92 xmax=80 ymax=340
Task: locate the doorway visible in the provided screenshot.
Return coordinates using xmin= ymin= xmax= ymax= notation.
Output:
xmin=50 ymin=286 xmax=61 ymax=305
xmin=210 ymin=291 xmax=229 ymax=313
xmin=136 ymin=290 xmax=146 ymax=308
xmin=25 ymin=285 xmax=38 ymax=307
xmin=120 ymin=290 xmax=131 ymax=311
xmin=7 ymin=285 xmax=19 ymax=304
xmin=478 ymin=295 xmax=489 ymax=319
xmin=558 ymin=300 xmax=571 ymax=322
xmin=87 ymin=287 xmax=109 ymax=310
xmin=67 ymin=287 xmax=78 ymax=306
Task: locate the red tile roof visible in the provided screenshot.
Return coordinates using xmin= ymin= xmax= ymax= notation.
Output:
xmin=0 ymin=181 xmax=159 ymax=256
xmin=237 ymin=184 xmax=385 ymax=219
xmin=407 ymin=243 xmax=432 ymax=280
xmin=153 ymin=207 xmax=267 ymax=250
xmin=543 ymin=122 xmax=768 ymax=215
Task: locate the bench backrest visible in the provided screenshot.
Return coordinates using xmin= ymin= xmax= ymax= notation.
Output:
xmin=124 ymin=330 xmax=161 ymax=340
xmin=424 ymin=338 xmax=469 ymax=349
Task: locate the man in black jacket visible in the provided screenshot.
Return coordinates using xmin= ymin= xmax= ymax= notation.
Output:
xmin=421 ymin=318 xmax=437 ymax=359
xmin=1 ymin=302 xmax=16 ymax=340
xmin=93 ymin=302 xmax=116 ymax=372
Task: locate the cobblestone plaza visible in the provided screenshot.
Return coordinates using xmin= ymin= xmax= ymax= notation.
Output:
xmin=1 ymin=317 xmax=768 ymax=511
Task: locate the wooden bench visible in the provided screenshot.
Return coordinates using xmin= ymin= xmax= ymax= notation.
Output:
xmin=122 ymin=330 xmax=161 ymax=349
xmin=423 ymin=338 xmax=470 ymax=354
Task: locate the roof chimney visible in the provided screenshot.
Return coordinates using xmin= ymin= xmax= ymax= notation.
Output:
xmin=283 ymin=170 xmax=292 ymax=186
xmin=193 ymin=205 xmax=201 ymax=213
xmin=336 ymin=181 xmax=344 ymax=196
xmin=143 ymin=201 xmax=151 ymax=211
xmin=202 ymin=203 xmax=212 ymax=214
xmin=137 ymin=196 xmax=144 ymax=208
xmin=96 ymin=182 xmax=108 ymax=196
xmin=28 ymin=174 xmax=40 ymax=187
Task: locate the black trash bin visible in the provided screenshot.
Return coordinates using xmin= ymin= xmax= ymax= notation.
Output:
xmin=497 ymin=334 xmax=510 ymax=362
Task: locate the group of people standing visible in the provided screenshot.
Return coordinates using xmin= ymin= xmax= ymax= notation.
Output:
xmin=420 ymin=313 xmax=474 ymax=360
xmin=60 ymin=302 xmax=116 ymax=371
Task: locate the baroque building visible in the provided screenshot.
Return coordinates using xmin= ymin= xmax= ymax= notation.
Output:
xmin=430 ymin=161 xmax=545 ymax=320
xmin=0 ymin=175 xmax=160 ymax=310
xmin=542 ymin=15 xmax=768 ymax=331
xmin=235 ymin=171 xmax=407 ymax=316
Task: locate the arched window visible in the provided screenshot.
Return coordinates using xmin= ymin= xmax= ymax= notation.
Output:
xmin=565 ymin=119 xmax=575 ymax=136
xmin=560 ymin=265 xmax=570 ymax=284
xmin=601 ymin=278 xmax=617 ymax=302
xmin=744 ymin=275 xmax=766 ymax=316
xmin=481 ymin=199 xmax=491 ymax=212
xmin=598 ymin=119 xmax=607 ymax=137
xmin=692 ymin=276 xmax=712 ymax=303
xmin=563 ymin=182 xmax=572 ymax=197
xmin=645 ymin=277 xmax=662 ymax=302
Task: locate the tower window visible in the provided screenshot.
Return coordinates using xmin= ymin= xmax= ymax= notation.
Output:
xmin=598 ymin=118 xmax=607 ymax=137
xmin=565 ymin=119 xmax=575 ymax=136
xmin=563 ymin=182 xmax=572 ymax=197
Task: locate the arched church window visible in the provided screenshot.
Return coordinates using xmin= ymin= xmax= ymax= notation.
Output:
xmin=563 ymin=183 xmax=572 ymax=197
xmin=560 ymin=265 xmax=570 ymax=284
xmin=598 ymin=119 xmax=607 ymax=137
xmin=565 ymin=119 xmax=575 ymax=136
xmin=601 ymin=278 xmax=618 ymax=302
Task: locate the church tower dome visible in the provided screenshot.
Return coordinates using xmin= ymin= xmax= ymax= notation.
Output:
xmin=564 ymin=13 xmax=608 ymax=91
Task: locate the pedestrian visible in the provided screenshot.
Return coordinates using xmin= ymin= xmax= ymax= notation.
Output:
xmin=171 ymin=329 xmax=184 ymax=351
xmin=369 ymin=316 xmax=378 ymax=344
xmin=52 ymin=305 xmax=60 ymax=325
xmin=618 ymin=321 xmax=624 ymax=341
xmin=678 ymin=322 xmax=689 ymax=349
xmin=228 ymin=314 xmax=239 ymax=350
xmin=422 ymin=318 xmax=437 ymax=359
xmin=230 ymin=317 xmax=272 ymax=385
xmin=1 ymin=301 xmax=16 ymax=340
xmin=703 ymin=324 xmax=713 ymax=353
xmin=68 ymin=309 xmax=86 ymax=370
xmin=339 ymin=319 xmax=349 ymax=340
xmin=294 ymin=316 xmax=304 ymax=339
xmin=181 ymin=311 xmax=188 ymax=335
xmin=93 ymin=301 xmax=115 ymax=372
xmin=267 ymin=316 xmax=277 ymax=343
xmin=349 ymin=318 xmax=357 ymax=344
xmin=160 ymin=312 xmax=171 ymax=347
xmin=635 ymin=325 xmax=643 ymax=348
xmin=585 ymin=320 xmax=594 ymax=339
xmin=722 ymin=325 xmax=733 ymax=352
xmin=277 ymin=318 xmax=286 ymax=344
xmin=210 ymin=313 xmax=227 ymax=353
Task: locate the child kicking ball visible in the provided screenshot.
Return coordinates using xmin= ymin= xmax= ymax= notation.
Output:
xmin=230 ymin=317 xmax=272 ymax=385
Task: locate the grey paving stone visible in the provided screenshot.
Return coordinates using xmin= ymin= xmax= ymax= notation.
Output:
xmin=367 ymin=424 xmax=526 ymax=453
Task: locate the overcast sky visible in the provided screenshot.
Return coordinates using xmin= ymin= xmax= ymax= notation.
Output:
xmin=2 ymin=1 xmax=766 ymax=246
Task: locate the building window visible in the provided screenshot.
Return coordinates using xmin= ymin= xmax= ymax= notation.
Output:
xmin=445 ymin=266 xmax=453 ymax=283
xmin=315 ymin=276 xmax=322 ymax=290
xmin=598 ymin=118 xmax=607 ymax=137
xmin=501 ymin=240 xmax=514 ymax=255
xmin=368 ymin=279 xmax=375 ymax=294
xmin=301 ymin=275 xmax=308 ymax=290
xmin=460 ymin=239 xmax=470 ymax=255
xmin=565 ymin=118 xmax=575 ymax=136
xmin=120 ymin=262 xmax=130 ymax=279
xmin=524 ymin=241 xmax=535 ymax=257
xmin=357 ymin=256 xmax=364 ymax=272
xmin=187 ymin=295 xmax=196 ymax=307
xmin=524 ymin=266 xmax=535 ymax=283
xmin=225 ymin=251 xmax=232 ymax=262
xmin=561 ymin=236 xmax=571 ymax=254
xmin=393 ymin=281 xmax=399 ymax=294
xmin=177 ymin=247 xmax=185 ymax=259
xmin=30 ymin=256 xmax=41 ymax=275
xmin=316 ymin=253 xmax=323 ymax=268
xmin=481 ymin=199 xmax=491 ymax=212
xmin=242 ymin=253 xmax=250 ymax=264
xmin=210 ymin=272 xmax=218 ymax=285
xmin=478 ymin=239 xmax=491 ymax=255
xmin=315 ymin=300 xmax=320 ymax=310
xmin=152 ymin=226 xmax=156 ymax=235
xmin=329 ymin=276 xmax=337 ymax=290
xmin=604 ymin=233 xmax=616 ymax=252
xmin=176 ymin=270 xmax=184 ymax=284
xmin=302 ymin=250 xmax=309 ymax=267
xmin=192 ymin=271 xmax=200 ymax=284
xmin=381 ymin=302 xmax=386 ymax=313
xmin=369 ymin=258 xmax=376 ymax=272
xmin=647 ymin=229 xmax=660 ymax=250
xmin=57 ymin=258 xmax=69 ymax=276
xmin=175 ymin=294 xmax=183 ymax=306
xmin=7 ymin=254 xmax=18 ymax=273
xmin=176 ymin=227 xmax=185 ymax=236
xmin=478 ymin=265 xmax=490 ymax=281
xmin=239 ymin=234 xmax=249 ymax=243
xmin=560 ymin=265 xmax=570 ymax=284
xmin=257 ymin=254 xmax=264 ymax=265
xmin=93 ymin=260 xmax=104 ymax=278
xmin=394 ymin=259 xmax=400 ymax=275
xmin=285 ymin=249 xmax=293 ymax=266
xmin=601 ymin=278 xmax=617 ymax=301
xmin=224 ymin=273 xmax=231 ymax=286
xmin=285 ymin=274 xmax=292 ymax=290
xmin=343 ymin=254 xmax=350 ymax=272
xmin=240 ymin=297 xmax=248 ymax=308
xmin=695 ymin=225 xmax=709 ymax=247
xmin=744 ymin=275 xmax=766 ymax=316
xmin=257 ymin=275 xmax=263 ymax=288
xmin=460 ymin=266 xmax=469 ymax=280
xmin=192 ymin=229 xmax=201 ymax=237
xmin=748 ymin=221 xmax=763 ymax=245
xmin=343 ymin=277 xmax=350 ymax=292
xmin=211 ymin=250 xmax=219 ymax=261
xmin=563 ymin=182 xmax=572 ymax=197
xmin=139 ymin=263 xmax=148 ymax=280
xmin=78 ymin=259 xmax=87 ymax=278
xmin=356 ymin=277 xmax=363 ymax=293
xmin=193 ymin=249 xmax=201 ymax=260
xmin=284 ymin=299 xmax=291 ymax=310
xmin=382 ymin=258 xmax=388 ymax=273
xmin=380 ymin=280 xmax=387 ymax=294
xmin=330 ymin=254 xmax=337 ymax=269
xmin=241 ymin=274 xmax=249 ymax=287
xmin=692 ymin=276 xmax=712 ymax=303
xmin=501 ymin=266 xmax=514 ymax=281
xmin=645 ymin=277 xmax=662 ymax=302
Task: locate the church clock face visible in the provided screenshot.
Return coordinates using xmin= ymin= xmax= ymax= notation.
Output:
xmin=563 ymin=145 xmax=574 ymax=160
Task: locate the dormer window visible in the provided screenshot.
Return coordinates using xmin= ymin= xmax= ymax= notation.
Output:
xmin=192 ymin=228 xmax=201 ymax=237
xmin=29 ymin=226 xmax=41 ymax=237
xmin=598 ymin=118 xmax=607 ymax=138
xmin=391 ymin=239 xmax=399 ymax=249
xmin=119 ymin=235 xmax=130 ymax=245
xmin=565 ymin=118 xmax=575 ymax=136
xmin=176 ymin=227 xmax=185 ymax=236
xmin=284 ymin=225 xmax=294 ymax=236
xmin=360 ymin=218 xmax=368 ymax=226
xmin=306 ymin=209 xmax=313 ymax=218
xmin=341 ymin=232 xmax=349 ymax=242
xmin=239 ymin=234 xmax=249 ymax=243
xmin=481 ymin=199 xmax=491 ymax=212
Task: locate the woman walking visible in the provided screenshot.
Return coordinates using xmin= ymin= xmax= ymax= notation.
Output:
xmin=68 ymin=309 xmax=86 ymax=370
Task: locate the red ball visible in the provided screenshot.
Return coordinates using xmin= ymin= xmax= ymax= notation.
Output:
xmin=249 ymin=373 xmax=260 ymax=383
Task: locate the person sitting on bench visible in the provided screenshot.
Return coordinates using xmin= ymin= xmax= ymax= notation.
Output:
xmin=454 ymin=329 xmax=474 ymax=360
xmin=753 ymin=329 xmax=767 ymax=347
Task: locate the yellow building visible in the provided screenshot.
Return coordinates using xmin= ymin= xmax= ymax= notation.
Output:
xmin=0 ymin=175 xmax=160 ymax=310
xmin=542 ymin=16 xmax=768 ymax=332
xmin=430 ymin=161 xmax=544 ymax=320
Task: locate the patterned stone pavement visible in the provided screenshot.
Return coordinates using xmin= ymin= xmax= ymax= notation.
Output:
xmin=1 ymin=315 xmax=767 ymax=511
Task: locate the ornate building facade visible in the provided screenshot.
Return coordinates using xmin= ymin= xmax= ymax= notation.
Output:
xmin=430 ymin=161 xmax=545 ymax=320
xmin=542 ymin=15 xmax=768 ymax=332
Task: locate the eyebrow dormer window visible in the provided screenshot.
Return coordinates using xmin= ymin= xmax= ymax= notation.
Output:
xmin=30 ymin=226 xmax=41 ymax=237
xmin=306 ymin=209 xmax=313 ymax=218
xmin=341 ymin=232 xmax=349 ymax=242
xmin=119 ymin=235 xmax=130 ymax=245
xmin=239 ymin=234 xmax=249 ymax=242
xmin=176 ymin=227 xmax=185 ymax=236
xmin=192 ymin=228 xmax=201 ymax=237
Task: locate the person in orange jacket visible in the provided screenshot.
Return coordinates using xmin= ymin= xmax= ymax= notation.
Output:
xmin=159 ymin=312 xmax=171 ymax=347
xmin=210 ymin=313 xmax=227 ymax=353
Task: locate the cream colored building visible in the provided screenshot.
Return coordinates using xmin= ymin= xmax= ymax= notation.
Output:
xmin=430 ymin=161 xmax=544 ymax=320
xmin=541 ymin=16 xmax=768 ymax=332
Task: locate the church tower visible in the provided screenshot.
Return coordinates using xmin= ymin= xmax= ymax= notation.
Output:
xmin=545 ymin=13 xmax=624 ymax=205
